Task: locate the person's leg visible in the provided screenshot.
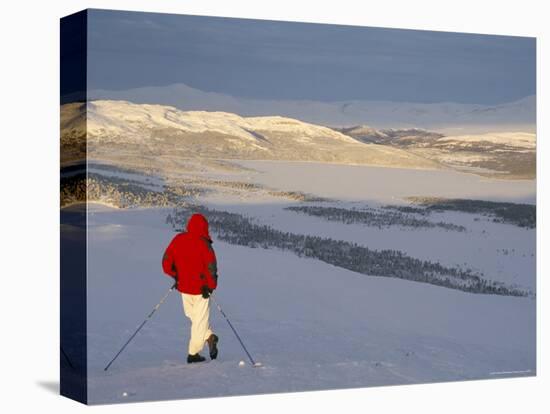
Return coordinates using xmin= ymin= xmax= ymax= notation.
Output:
xmin=182 ymin=293 xmax=212 ymax=355
xmin=182 ymin=293 xmax=198 ymax=355
xmin=182 ymin=293 xmax=192 ymax=320
xmin=192 ymin=295 xmax=213 ymax=352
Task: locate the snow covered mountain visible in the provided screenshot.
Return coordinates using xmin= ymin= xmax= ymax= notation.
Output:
xmin=337 ymin=126 xmax=445 ymax=146
xmin=89 ymin=83 xmax=536 ymax=133
xmin=61 ymin=100 xmax=441 ymax=170
xmin=435 ymin=132 xmax=536 ymax=151
xmin=337 ymin=125 xmax=536 ymax=179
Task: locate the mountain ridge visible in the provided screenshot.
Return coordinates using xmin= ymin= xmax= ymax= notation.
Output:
xmin=61 ymin=100 xmax=442 ymax=171
xmin=89 ymin=83 xmax=535 ymax=133
xmin=336 ymin=124 xmax=535 ymax=179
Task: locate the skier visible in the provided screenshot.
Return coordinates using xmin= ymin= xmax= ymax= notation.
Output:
xmin=162 ymin=213 xmax=219 ymax=364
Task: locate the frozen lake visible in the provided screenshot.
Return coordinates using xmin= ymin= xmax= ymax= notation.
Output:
xmin=232 ymin=160 xmax=536 ymax=204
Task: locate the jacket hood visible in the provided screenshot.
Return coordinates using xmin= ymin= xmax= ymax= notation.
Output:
xmin=186 ymin=213 xmax=211 ymax=241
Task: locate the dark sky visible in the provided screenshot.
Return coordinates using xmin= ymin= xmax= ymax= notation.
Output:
xmin=87 ymin=9 xmax=536 ymax=104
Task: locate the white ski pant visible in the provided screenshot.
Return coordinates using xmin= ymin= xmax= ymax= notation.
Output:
xmin=181 ymin=293 xmax=213 ymax=355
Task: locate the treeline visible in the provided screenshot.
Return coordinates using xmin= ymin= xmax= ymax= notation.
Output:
xmin=167 ymin=206 xmax=529 ymax=297
xmin=285 ymin=205 xmax=466 ymax=232
xmin=268 ymin=191 xmax=329 ymax=202
xmin=173 ymin=177 xmax=327 ymax=202
xmin=407 ymin=197 xmax=536 ymax=229
xmin=60 ymin=173 xmax=87 ymax=206
xmin=60 ymin=173 xmax=199 ymax=208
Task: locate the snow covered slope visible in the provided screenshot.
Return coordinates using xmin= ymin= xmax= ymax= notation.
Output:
xmin=84 ymin=100 xmax=359 ymax=144
xmin=89 ymin=83 xmax=536 ymax=133
xmin=83 ymin=205 xmax=535 ymax=404
xmin=69 ymin=153 xmax=534 ymax=404
xmin=61 ymin=100 xmax=536 ymax=177
xmin=338 ymin=126 xmax=536 ymax=179
xmin=61 ymin=100 xmax=441 ymax=170
xmin=437 ymin=132 xmax=535 ymax=150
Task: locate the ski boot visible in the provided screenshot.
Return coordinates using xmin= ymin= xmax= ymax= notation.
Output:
xmin=207 ymin=334 xmax=219 ymax=360
xmin=187 ymin=353 xmax=206 ymax=364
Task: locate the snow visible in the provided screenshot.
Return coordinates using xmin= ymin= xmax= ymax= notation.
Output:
xmin=87 ymin=166 xmax=165 ymax=191
xmin=437 ymin=132 xmax=536 ymax=149
xmin=89 ymin=83 xmax=536 ymax=133
xmin=62 ymin=100 xmax=445 ymax=170
xmin=85 ymin=203 xmax=535 ymax=404
xmin=201 ymin=202 xmax=535 ymax=292
xmin=195 ymin=160 xmax=535 ymax=291
xmin=76 ymin=156 xmax=537 ymax=404
xmin=231 ymin=160 xmax=536 ymax=204
xmin=84 ymin=100 xmax=359 ymax=144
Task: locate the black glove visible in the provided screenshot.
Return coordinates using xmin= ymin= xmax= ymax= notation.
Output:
xmin=201 ymin=285 xmax=213 ymax=299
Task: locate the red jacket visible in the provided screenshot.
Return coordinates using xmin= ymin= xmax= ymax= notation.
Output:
xmin=162 ymin=213 xmax=218 ymax=295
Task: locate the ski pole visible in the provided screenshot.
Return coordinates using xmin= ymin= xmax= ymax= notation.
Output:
xmin=104 ymin=282 xmax=177 ymax=371
xmin=210 ymin=293 xmax=262 ymax=367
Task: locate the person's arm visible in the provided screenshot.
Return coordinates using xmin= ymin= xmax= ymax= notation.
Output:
xmin=162 ymin=237 xmax=178 ymax=279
